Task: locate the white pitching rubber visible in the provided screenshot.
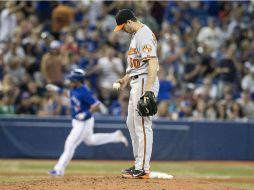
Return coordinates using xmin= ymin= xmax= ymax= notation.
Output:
xmin=149 ymin=171 xmax=174 ymax=179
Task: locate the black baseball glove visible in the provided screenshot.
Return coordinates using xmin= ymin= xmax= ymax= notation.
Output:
xmin=137 ymin=91 xmax=157 ymax=117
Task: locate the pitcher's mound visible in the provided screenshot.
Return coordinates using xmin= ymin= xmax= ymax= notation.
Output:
xmin=1 ymin=175 xmax=242 ymax=190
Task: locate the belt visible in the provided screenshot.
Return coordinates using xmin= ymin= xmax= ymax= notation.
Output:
xmin=131 ymin=75 xmax=139 ymax=80
xmin=130 ymin=73 xmax=147 ymax=80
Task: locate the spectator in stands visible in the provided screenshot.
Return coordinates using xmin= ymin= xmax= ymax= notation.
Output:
xmin=192 ymin=98 xmax=207 ymax=120
xmin=180 ymin=84 xmax=196 ymax=112
xmin=227 ymin=102 xmax=244 ymax=120
xmin=220 ymin=86 xmax=236 ymax=119
xmin=198 ymin=49 xmax=217 ymax=80
xmin=3 ymin=39 xmax=26 ymax=66
xmin=60 ymin=32 xmax=78 ymax=55
xmin=0 ymin=2 xmax=25 ymax=42
xmin=241 ymin=66 xmax=254 ymax=93
xmin=40 ymin=40 xmax=68 ymax=86
xmin=177 ymin=100 xmax=193 ymax=119
xmin=118 ymin=90 xmax=129 ymax=116
xmin=159 ymin=25 xmax=183 ymax=77
xmin=189 ymin=17 xmax=202 ymax=43
xmin=28 ymin=14 xmax=43 ymax=35
xmin=157 ymin=68 xmax=176 ymax=118
xmin=0 ymin=74 xmax=13 ymax=93
xmin=237 ymin=90 xmax=254 ymax=119
xmin=51 ymin=2 xmax=74 ymax=39
xmin=77 ymin=45 xmax=98 ymax=92
xmin=16 ymin=1 xmax=35 ymax=18
xmin=109 ymin=90 xmax=129 ymax=116
xmin=183 ymin=47 xmax=202 ymax=84
xmin=157 ymin=68 xmax=176 ymax=102
xmin=22 ymin=33 xmax=40 ymax=76
xmin=216 ymin=46 xmax=237 ymax=98
xmin=150 ymin=1 xmax=167 ymax=27
xmin=0 ymin=91 xmax=15 ymax=115
xmin=216 ymin=101 xmax=227 ymax=120
xmin=137 ymin=3 xmax=159 ymax=34
xmin=0 ymin=1 xmax=253 ymax=121
xmin=36 ymin=32 xmax=54 ymax=57
xmin=13 ymin=74 xmax=42 ymax=115
xmin=35 ymin=1 xmax=55 ymax=23
xmin=6 ymin=56 xmax=25 ymax=85
xmin=157 ymin=101 xmax=170 ymax=118
xmin=95 ymin=46 xmax=124 ymax=106
xmin=197 ymin=17 xmax=224 ymax=51
xmin=15 ymin=93 xmax=41 ymax=115
xmin=206 ymin=100 xmax=217 ymax=120
xmin=38 ymin=91 xmax=68 ymax=116
xmin=194 ymin=77 xmax=218 ymax=100
xmin=86 ymin=1 xmax=103 ymax=27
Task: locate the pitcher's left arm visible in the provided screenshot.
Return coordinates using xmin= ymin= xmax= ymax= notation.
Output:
xmin=146 ymin=58 xmax=158 ymax=92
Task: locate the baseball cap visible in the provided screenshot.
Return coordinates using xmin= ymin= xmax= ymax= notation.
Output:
xmin=50 ymin=40 xmax=61 ymax=49
xmin=113 ymin=9 xmax=135 ymax=32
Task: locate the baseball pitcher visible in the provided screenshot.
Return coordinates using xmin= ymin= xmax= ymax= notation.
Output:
xmin=113 ymin=9 xmax=159 ymax=179
xmin=47 ymin=69 xmax=128 ymax=176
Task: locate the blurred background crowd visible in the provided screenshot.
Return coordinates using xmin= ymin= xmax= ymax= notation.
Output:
xmin=0 ymin=1 xmax=254 ymax=121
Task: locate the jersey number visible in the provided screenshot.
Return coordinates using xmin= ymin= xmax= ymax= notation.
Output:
xmin=130 ymin=58 xmax=140 ymax=69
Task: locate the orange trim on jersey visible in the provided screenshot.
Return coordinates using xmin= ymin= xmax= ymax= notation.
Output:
xmin=128 ymin=48 xmax=137 ymax=55
xmin=141 ymin=56 xmax=157 ymax=61
xmin=113 ymin=23 xmax=125 ymax=32
xmin=141 ymin=78 xmax=146 ymax=170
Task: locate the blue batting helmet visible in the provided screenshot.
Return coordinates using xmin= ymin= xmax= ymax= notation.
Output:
xmin=67 ymin=69 xmax=85 ymax=82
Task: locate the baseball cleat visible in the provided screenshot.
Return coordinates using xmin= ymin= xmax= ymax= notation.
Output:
xmin=116 ymin=130 xmax=129 ymax=147
xmin=48 ymin=169 xmax=64 ymax=176
xmin=121 ymin=166 xmax=135 ymax=178
xmin=132 ymin=169 xmax=150 ymax=179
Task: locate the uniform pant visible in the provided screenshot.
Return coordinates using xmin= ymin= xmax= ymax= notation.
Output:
xmin=54 ymin=117 xmax=122 ymax=172
xmin=126 ymin=74 xmax=159 ymax=172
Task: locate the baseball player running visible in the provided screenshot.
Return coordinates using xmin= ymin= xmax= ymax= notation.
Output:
xmin=113 ymin=9 xmax=159 ymax=179
xmin=47 ymin=69 xmax=128 ymax=176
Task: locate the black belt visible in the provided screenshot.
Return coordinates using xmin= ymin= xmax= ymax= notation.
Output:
xmin=131 ymin=75 xmax=139 ymax=80
xmin=131 ymin=73 xmax=147 ymax=80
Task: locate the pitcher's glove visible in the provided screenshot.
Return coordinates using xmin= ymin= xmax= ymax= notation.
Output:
xmin=137 ymin=91 xmax=157 ymax=117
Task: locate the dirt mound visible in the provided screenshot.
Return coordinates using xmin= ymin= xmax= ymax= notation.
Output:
xmin=0 ymin=176 xmax=242 ymax=190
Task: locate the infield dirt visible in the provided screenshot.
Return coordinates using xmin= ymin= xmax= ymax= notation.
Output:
xmin=0 ymin=175 xmax=244 ymax=190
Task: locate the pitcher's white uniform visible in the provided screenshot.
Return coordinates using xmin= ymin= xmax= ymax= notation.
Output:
xmin=126 ymin=25 xmax=159 ymax=172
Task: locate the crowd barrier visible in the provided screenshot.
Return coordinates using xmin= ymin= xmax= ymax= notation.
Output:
xmin=0 ymin=116 xmax=253 ymax=160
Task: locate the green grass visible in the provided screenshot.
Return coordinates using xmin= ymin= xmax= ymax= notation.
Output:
xmin=0 ymin=160 xmax=254 ymax=189
xmin=224 ymin=183 xmax=254 ymax=190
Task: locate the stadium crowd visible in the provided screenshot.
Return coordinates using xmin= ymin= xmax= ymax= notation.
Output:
xmin=0 ymin=1 xmax=254 ymax=121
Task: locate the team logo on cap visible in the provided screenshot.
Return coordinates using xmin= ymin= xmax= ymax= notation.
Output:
xmin=142 ymin=44 xmax=152 ymax=54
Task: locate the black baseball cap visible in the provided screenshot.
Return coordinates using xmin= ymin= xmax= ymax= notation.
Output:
xmin=113 ymin=9 xmax=135 ymax=32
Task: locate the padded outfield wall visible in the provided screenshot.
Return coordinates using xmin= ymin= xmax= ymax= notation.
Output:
xmin=0 ymin=116 xmax=253 ymax=160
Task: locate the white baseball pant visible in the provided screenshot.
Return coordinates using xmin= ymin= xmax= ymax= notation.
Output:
xmin=54 ymin=117 xmax=123 ymax=172
xmin=126 ymin=74 xmax=159 ymax=172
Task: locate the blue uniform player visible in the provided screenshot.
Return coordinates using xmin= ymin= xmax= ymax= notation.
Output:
xmin=47 ymin=69 xmax=128 ymax=176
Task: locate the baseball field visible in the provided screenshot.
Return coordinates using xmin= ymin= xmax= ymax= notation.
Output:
xmin=0 ymin=160 xmax=254 ymax=190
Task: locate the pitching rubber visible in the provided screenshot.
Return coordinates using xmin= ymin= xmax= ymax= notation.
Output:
xmin=149 ymin=171 xmax=174 ymax=179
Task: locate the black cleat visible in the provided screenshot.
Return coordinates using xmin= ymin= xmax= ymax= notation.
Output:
xmin=132 ymin=169 xmax=150 ymax=179
xmin=121 ymin=166 xmax=135 ymax=178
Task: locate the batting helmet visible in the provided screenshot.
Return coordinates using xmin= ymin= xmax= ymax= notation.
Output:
xmin=67 ymin=69 xmax=85 ymax=82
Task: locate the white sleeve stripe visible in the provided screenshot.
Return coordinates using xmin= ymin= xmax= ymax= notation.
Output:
xmin=142 ymin=56 xmax=157 ymax=61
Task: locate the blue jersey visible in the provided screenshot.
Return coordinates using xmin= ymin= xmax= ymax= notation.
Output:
xmin=69 ymin=85 xmax=99 ymax=120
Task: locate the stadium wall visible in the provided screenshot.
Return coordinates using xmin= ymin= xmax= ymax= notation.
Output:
xmin=0 ymin=116 xmax=253 ymax=160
